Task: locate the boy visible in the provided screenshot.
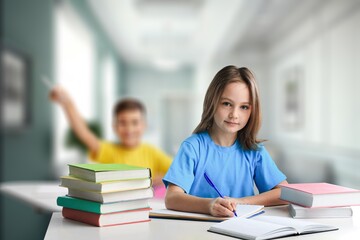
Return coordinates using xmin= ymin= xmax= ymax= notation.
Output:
xmin=50 ymin=86 xmax=172 ymax=190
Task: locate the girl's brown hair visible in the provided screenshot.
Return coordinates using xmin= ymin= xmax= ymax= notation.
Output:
xmin=193 ymin=65 xmax=263 ymax=150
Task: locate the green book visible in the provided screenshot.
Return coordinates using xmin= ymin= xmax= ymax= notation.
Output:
xmin=57 ymin=196 xmax=150 ymax=214
xmin=68 ymin=163 xmax=151 ymax=183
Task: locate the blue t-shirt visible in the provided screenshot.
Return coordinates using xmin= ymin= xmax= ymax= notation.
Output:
xmin=163 ymin=132 xmax=286 ymax=198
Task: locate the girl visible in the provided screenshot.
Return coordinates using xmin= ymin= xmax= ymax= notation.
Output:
xmin=163 ymin=65 xmax=288 ymax=217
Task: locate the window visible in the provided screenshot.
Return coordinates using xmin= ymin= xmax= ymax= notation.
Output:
xmin=53 ymin=3 xmax=95 ymax=172
xmin=101 ymin=55 xmax=117 ymax=141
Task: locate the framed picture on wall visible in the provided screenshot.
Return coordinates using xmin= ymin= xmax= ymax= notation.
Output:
xmin=1 ymin=47 xmax=31 ymax=131
xmin=282 ymin=66 xmax=304 ymax=130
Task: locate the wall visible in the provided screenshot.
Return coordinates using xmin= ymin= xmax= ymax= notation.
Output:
xmin=1 ymin=0 xmax=123 ymax=239
xmin=198 ymin=0 xmax=360 ymax=188
xmin=1 ymin=0 xmax=54 ymax=239
xmin=69 ymin=0 xmax=125 ymax=112
xmin=123 ymin=64 xmax=194 ymax=154
xmin=265 ymin=0 xmax=360 ymax=187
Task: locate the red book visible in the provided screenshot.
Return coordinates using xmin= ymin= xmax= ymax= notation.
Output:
xmin=62 ymin=207 xmax=151 ymax=227
xmin=280 ymin=183 xmax=360 ymax=208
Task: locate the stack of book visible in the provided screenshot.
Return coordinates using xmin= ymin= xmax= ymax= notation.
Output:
xmin=57 ymin=163 xmax=153 ymax=227
xmin=280 ymin=182 xmax=360 ymax=218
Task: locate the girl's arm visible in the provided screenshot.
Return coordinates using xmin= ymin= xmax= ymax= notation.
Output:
xmin=50 ymin=86 xmax=100 ymax=154
xmin=234 ymin=180 xmax=289 ymax=206
xmin=165 ymin=183 xmax=237 ymax=217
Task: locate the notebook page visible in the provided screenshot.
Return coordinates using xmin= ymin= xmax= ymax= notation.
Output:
xmin=209 ymin=217 xmax=296 ymax=239
xmin=253 ymin=216 xmax=337 ymax=233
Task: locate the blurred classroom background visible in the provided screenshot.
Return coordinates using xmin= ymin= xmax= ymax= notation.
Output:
xmin=1 ymin=0 xmax=360 ymax=239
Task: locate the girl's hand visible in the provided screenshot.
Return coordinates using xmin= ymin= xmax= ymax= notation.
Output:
xmin=152 ymin=176 xmax=164 ymax=187
xmin=209 ymin=197 xmax=237 ymax=217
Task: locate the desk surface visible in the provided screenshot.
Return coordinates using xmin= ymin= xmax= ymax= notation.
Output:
xmin=0 ymin=181 xmax=166 ymax=213
xmin=0 ymin=181 xmax=66 ymax=212
xmin=45 ymin=206 xmax=360 ymax=240
xmin=2 ymin=181 xmax=360 ymax=239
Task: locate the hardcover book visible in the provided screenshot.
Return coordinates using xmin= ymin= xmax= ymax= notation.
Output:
xmin=60 ymin=175 xmax=151 ymax=192
xmin=67 ymin=187 xmax=154 ymax=203
xmin=289 ymin=204 xmax=353 ymax=218
xmin=62 ymin=207 xmax=151 ymax=227
xmin=280 ymin=183 xmax=360 ymax=208
xmin=68 ymin=163 xmax=151 ymax=183
xmin=57 ymin=196 xmax=150 ymax=214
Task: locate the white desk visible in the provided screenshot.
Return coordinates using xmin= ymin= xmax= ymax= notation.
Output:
xmin=44 ymin=206 xmax=360 ymax=240
xmin=0 ymin=181 xmax=166 ymax=212
xmin=0 ymin=181 xmax=66 ymax=212
xmin=2 ymin=182 xmax=360 ymax=239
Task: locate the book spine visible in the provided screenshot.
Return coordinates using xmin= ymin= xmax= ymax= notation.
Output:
xmin=60 ymin=177 xmax=100 ymax=192
xmin=69 ymin=166 xmax=96 ymax=182
xmin=62 ymin=207 xmax=152 ymax=227
xmin=68 ymin=187 xmax=154 ymax=203
xmin=280 ymin=187 xmax=313 ymax=207
xmin=57 ymin=197 xmax=101 ymax=214
xmin=62 ymin=208 xmax=100 ymax=226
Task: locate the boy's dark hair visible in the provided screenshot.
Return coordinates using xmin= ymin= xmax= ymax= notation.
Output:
xmin=113 ymin=98 xmax=146 ymax=117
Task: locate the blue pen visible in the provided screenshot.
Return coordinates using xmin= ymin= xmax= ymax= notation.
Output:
xmin=204 ymin=172 xmax=238 ymax=217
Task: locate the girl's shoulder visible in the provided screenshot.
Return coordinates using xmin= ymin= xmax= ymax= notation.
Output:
xmin=255 ymin=142 xmax=266 ymax=151
xmin=183 ymin=132 xmax=210 ymax=145
xmin=241 ymin=143 xmax=268 ymax=156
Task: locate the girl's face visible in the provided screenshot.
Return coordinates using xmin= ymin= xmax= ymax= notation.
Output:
xmin=212 ymin=81 xmax=252 ymax=138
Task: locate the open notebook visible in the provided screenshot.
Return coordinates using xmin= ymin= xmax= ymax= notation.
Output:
xmin=150 ymin=205 xmax=264 ymax=222
xmin=208 ymin=215 xmax=338 ymax=239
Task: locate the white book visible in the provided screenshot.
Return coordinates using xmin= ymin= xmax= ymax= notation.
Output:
xmin=208 ymin=215 xmax=338 ymax=240
xmin=60 ymin=175 xmax=152 ymax=193
xmin=68 ymin=187 xmax=153 ymax=203
xmin=289 ymin=204 xmax=353 ymax=218
xmin=68 ymin=163 xmax=151 ymax=183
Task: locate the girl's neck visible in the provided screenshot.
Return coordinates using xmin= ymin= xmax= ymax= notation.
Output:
xmin=208 ymin=128 xmax=237 ymax=147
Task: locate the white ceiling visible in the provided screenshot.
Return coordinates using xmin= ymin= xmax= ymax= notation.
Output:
xmin=88 ymin=0 xmax=326 ymax=68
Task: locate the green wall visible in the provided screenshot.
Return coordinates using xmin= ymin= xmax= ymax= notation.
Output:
xmin=3 ymin=0 xmax=53 ymax=180
xmin=2 ymin=0 xmax=53 ymax=239
xmin=1 ymin=0 xmax=123 ymax=239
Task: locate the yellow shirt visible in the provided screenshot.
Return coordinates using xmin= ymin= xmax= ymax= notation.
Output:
xmin=89 ymin=141 xmax=172 ymax=177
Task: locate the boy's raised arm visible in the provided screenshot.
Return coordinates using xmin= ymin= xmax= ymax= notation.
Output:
xmin=49 ymin=86 xmax=100 ymax=154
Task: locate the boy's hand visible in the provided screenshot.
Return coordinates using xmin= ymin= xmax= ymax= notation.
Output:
xmin=209 ymin=197 xmax=237 ymax=217
xmin=49 ymin=86 xmax=70 ymax=105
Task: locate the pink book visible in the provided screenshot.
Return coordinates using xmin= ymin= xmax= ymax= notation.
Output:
xmin=279 ymin=183 xmax=360 ymax=208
